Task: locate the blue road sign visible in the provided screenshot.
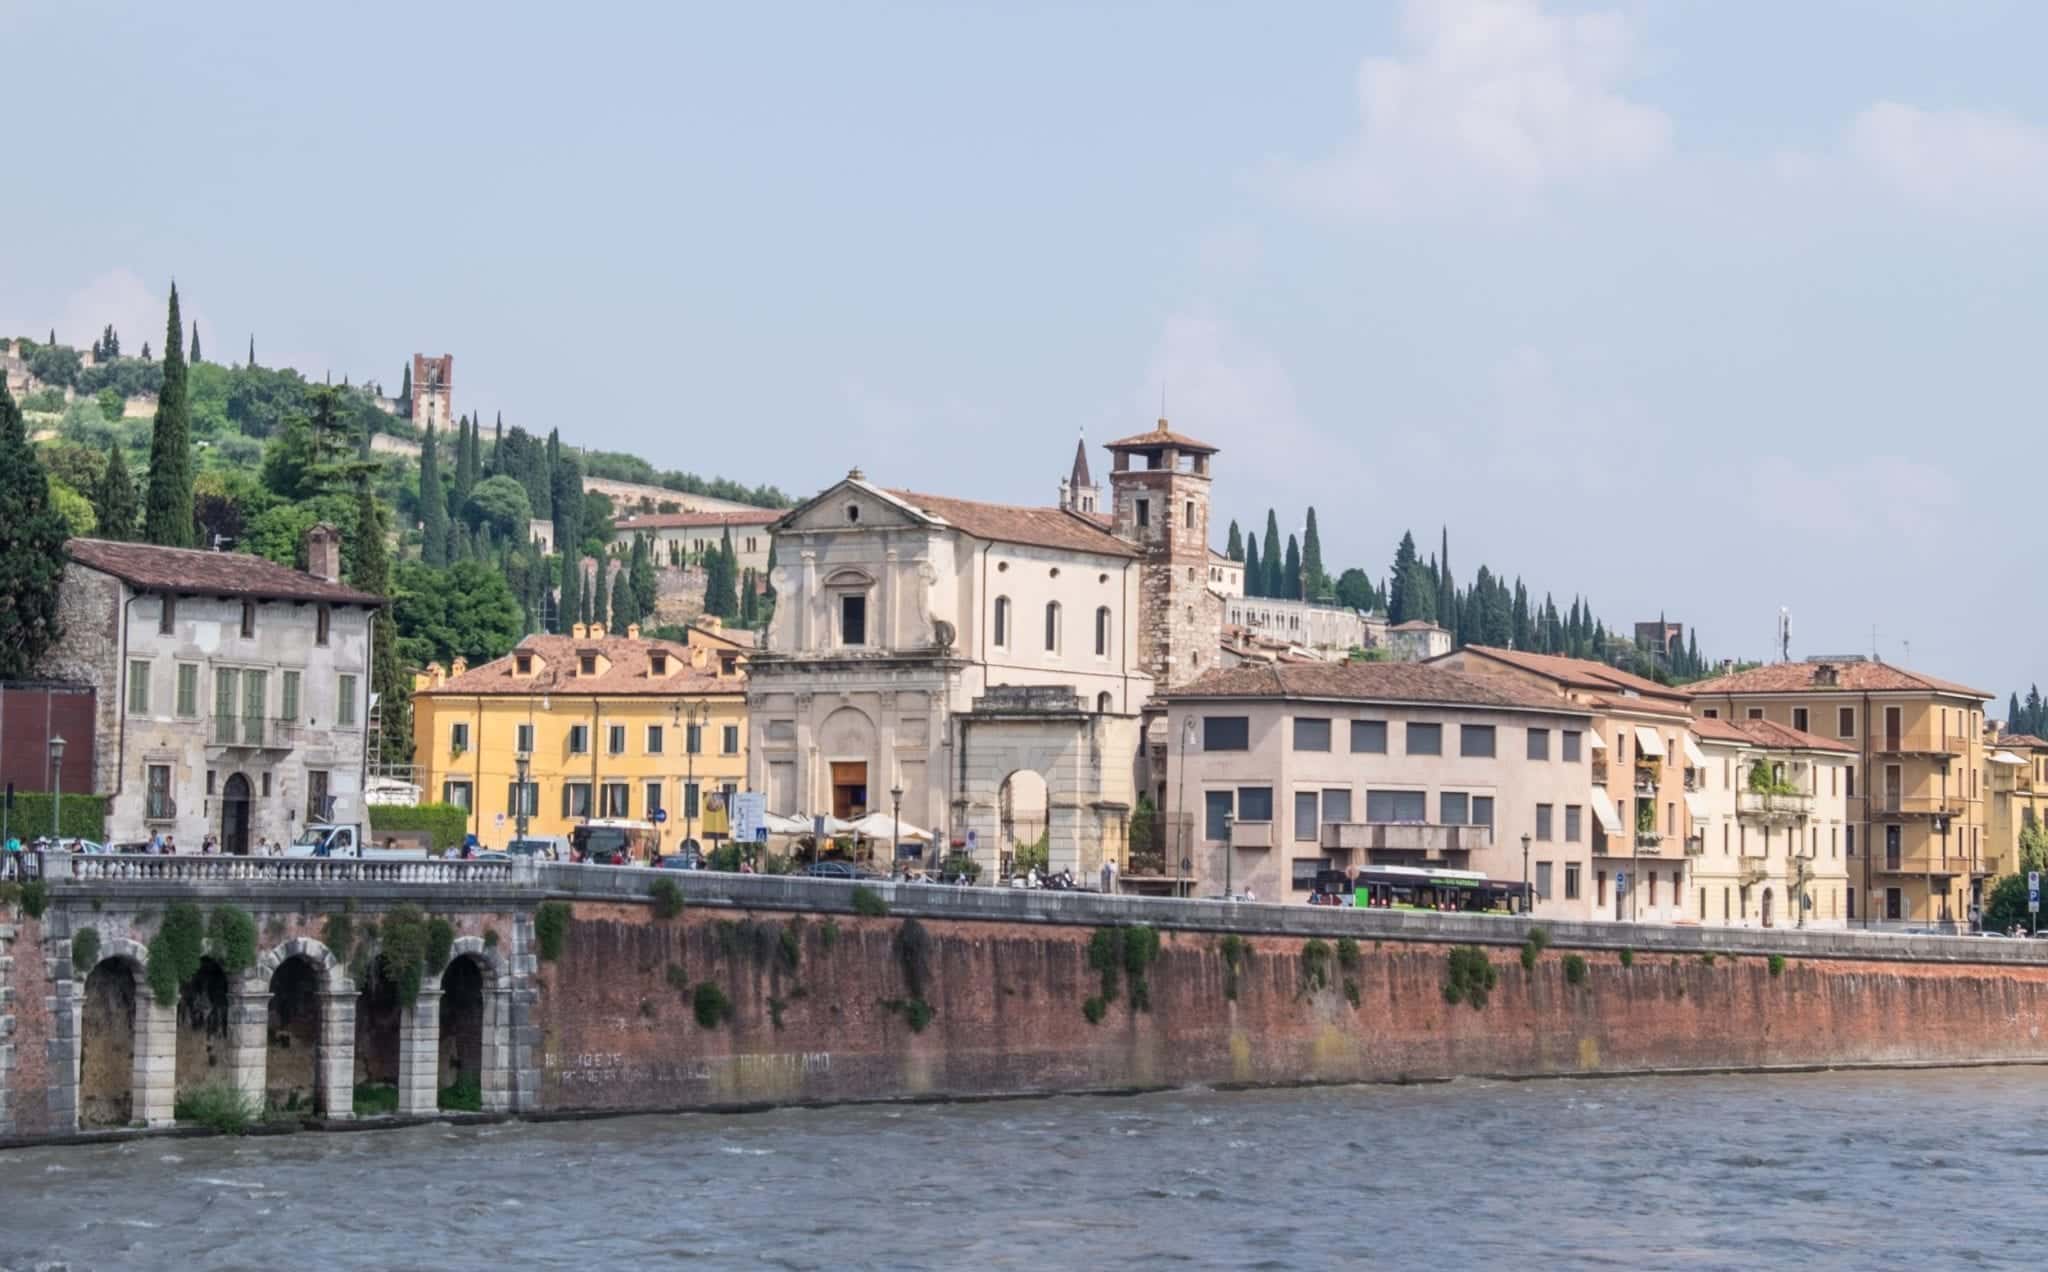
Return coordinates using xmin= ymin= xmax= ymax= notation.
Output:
xmin=1614 ymin=871 xmax=1628 ymax=895
xmin=653 ymin=808 xmax=669 ymax=825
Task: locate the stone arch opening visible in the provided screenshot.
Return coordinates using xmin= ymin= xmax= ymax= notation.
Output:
xmin=174 ymin=957 xmax=233 ymax=1099
xmin=266 ymin=956 xmax=324 ymax=1114
xmin=79 ymin=958 xmax=141 ymax=1127
xmin=438 ymin=955 xmax=489 ymax=1109
xmin=353 ymin=964 xmax=404 ymax=1114
xmin=998 ymin=769 xmax=1049 ymax=872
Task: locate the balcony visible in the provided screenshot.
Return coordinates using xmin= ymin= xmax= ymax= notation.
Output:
xmin=1867 ymin=794 xmax=1965 ymax=819
xmin=1739 ymin=860 xmax=1769 ymax=887
xmin=209 ymin=716 xmax=301 ymax=751
xmin=1591 ymin=758 xmax=1610 ymax=785
xmin=1736 ymin=790 xmax=1815 ymax=822
xmin=1229 ymin=820 xmax=1273 ymax=851
xmin=1873 ymin=733 xmax=1969 ymax=760
xmin=1684 ymin=832 xmax=1705 ymax=856
xmin=1323 ymin=822 xmax=1491 ymax=858
xmin=1633 ymin=760 xmax=1661 ymax=798
xmin=1874 ymin=853 xmax=1965 ymax=877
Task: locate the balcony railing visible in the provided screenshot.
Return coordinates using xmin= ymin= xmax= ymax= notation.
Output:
xmin=1874 ymin=733 xmax=1969 ymax=759
xmin=210 ymin=716 xmax=302 ymax=750
xmin=1736 ymin=790 xmax=1815 ymax=820
xmin=1874 ymin=852 xmax=1966 ymax=876
xmin=1867 ymin=794 xmax=1965 ymax=818
xmin=1591 ymin=759 xmax=1610 ymax=784
xmin=1322 ymin=822 xmax=1492 ymax=857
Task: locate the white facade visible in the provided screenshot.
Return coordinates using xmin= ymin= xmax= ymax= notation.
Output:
xmin=1223 ymin=596 xmax=1370 ymax=655
xmin=1687 ymin=723 xmax=1854 ymax=930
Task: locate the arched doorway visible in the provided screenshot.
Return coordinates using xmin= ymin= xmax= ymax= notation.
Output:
xmin=266 ymin=956 xmax=323 ymax=1114
xmin=222 ymin=773 xmax=252 ymax=856
xmin=79 ymin=959 xmax=139 ymax=1127
xmin=439 ymin=956 xmax=487 ymax=1111
xmin=1762 ymin=887 xmax=1775 ymax=928
xmin=175 ymin=958 xmax=232 ymax=1100
xmin=998 ymin=770 xmax=1049 ymax=875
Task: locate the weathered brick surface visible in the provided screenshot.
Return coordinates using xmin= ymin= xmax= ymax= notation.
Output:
xmin=9 ymin=915 xmax=60 ymax=1136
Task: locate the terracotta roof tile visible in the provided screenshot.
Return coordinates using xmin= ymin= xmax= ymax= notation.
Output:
xmin=1693 ymin=715 xmax=1858 ymax=754
xmin=1104 ymin=420 xmax=1218 ymax=454
xmin=65 ymin=538 xmax=381 ymax=605
xmin=1997 ymin=733 xmax=2048 ymax=750
xmin=614 ymin=509 xmax=783 ymax=532
xmin=1684 ymin=659 xmax=1989 ymax=701
xmin=1167 ymin=661 xmax=1595 ymax=715
xmin=418 ymin=633 xmax=744 ymax=697
xmin=888 ymin=490 xmax=1139 ymax=558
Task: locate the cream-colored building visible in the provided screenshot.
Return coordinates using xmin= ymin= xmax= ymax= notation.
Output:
xmin=1164 ymin=661 xmax=1600 ymax=916
xmin=1688 ymin=657 xmax=1990 ymax=932
xmin=1207 ymin=550 xmax=1244 ymax=599
xmin=1222 ymin=596 xmax=1371 ymax=657
xmin=613 ymin=509 xmax=780 ymax=575
xmin=1983 ymin=731 xmax=2048 ymax=881
xmin=1687 ymin=717 xmax=1854 ymax=929
xmin=1430 ymin=646 xmax=1701 ymax=924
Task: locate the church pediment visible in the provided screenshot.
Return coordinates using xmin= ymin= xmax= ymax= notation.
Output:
xmin=778 ymin=475 xmax=935 ymax=535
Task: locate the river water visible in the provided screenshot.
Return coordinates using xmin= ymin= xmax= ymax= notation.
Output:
xmin=4 ymin=1067 xmax=2042 ymax=1270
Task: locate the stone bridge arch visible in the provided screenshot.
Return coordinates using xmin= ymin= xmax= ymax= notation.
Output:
xmin=74 ymin=937 xmax=176 ymax=1128
xmin=256 ymin=937 xmax=355 ymax=1119
xmin=954 ymin=686 xmax=1140 ymax=878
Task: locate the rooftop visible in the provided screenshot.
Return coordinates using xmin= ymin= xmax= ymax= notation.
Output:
xmin=65 ymin=538 xmax=381 ymax=606
xmin=417 ymin=631 xmax=742 ymax=697
xmin=614 ymin=509 xmax=783 ymax=532
xmin=1104 ymin=418 xmax=1218 ymax=455
xmin=888 ymin=489 xmax=1139 ymax=558
xmin=1693 ymin=715 xmax=1858 ymax=754
xmin=1168 ymin=661 xmax=1595 ymax=715
xmin=1685 ymin=658 xmax=1989 ymax=701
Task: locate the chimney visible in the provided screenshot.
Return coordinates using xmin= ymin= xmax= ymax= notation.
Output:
xmin=572 ymin=622 xmax=588 ymax=639
xmin=591 ymin=623 xmax=607 ymax=639
xmin=418 ymin=663 xmax=444 ymax=690
xmin=451 ymin=656 xmax=467 ymax=677
xmin=626 ymin=623 xmax=640 ymax=640
xmin=305 ymin=523 xmax=342 ymax=584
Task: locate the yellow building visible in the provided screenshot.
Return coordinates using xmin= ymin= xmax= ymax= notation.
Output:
xmin=1688 ymin=657 xmax=1990 ymax=932
xmin=410 ymin=622 xmax=748 ymax=853
xmin=1984 ymin=731 xmax=2048 ymax=880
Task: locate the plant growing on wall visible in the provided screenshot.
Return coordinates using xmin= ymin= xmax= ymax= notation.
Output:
xmin=1768 ymin=954 xmax=1787 ymax=978
xmin=534 ymin=901 xmax=571 ymax=962
xmin=1300 ymin=938 xmax=1332 ymax=993
xmin=1562 ymin=953 xmax=1588 ymax=986
xmin=693 ymin=981 xmax=733 ymax=1028
xmin=71 ymin=926 xmax=100 ymax=973
xmin=207 ymin=906 xmax=257 ymax=975
xmin=851 ymin=886 xmax=889 ymax=918
xmin=19 ymin=880 xmax=48 ymax=919
xmin=1335 ymin=937 xmax=1360 ymax=972
xmin=377 ymin=904 xmax=431 ymax=1006
xmin=1218 ymin=934 xmax=1250 ymax=1001
xmin=1442 ymin=946 xmax=1496 ymax=1009
xmin=425 ymin=917 xmax=455 ymax=973
xmin=147 ymin=902 xmax=206 ymax=1006
xmin=649 ymin=877 xmax=684 ymax=920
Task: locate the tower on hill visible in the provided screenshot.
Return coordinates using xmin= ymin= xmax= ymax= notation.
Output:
xmin=411 ymin=354 xmax=453 ymax=431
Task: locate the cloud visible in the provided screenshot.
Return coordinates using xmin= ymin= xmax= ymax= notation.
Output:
xmin=1745 ymin=454 xmax=1961 ymax=552
xmin=1849 ymin=101 xmax=2048 ymax=213
xmin=1276 ymin=0 xmax=1671 ymax=215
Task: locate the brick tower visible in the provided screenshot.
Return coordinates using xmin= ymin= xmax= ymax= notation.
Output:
xmin=1105 ymin=419 xmax=1222 ymax=688
xmin=411 ymin=354 xmax=453 ymax=431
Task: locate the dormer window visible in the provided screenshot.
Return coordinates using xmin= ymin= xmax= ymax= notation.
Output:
xmin=720 ymin=653 xmax=737 ymax=675
xmin=650 ymin=652 xmax=668 ymax=676
xmin=515 ymin=653 xmax=533 ymax=675
xmin=579 ymin=653 xmax=597 ymax=676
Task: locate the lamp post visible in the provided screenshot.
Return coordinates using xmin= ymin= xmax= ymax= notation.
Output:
xmin=49 ymin=735 xmax=66 ymax=843
xmin=1521 ymin=831 xmax=1532 ymax=915
xmin=682 ymin=700 xmax=708 ymax=854
xmin=1177 ymin=715 xmax=1197 ymax=897
xmin=890 ymin=782 xmax=904 ymax=875
xmin=514 ymin=751 xmax=531 ymax=842
xmin=1222 ymin=811 xmax=1235 ymax=900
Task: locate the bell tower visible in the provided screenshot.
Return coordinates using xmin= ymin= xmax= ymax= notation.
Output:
xmin=1105 ymin=419 xmax=1222 ymax=688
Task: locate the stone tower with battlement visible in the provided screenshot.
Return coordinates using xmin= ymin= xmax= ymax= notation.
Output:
xmin=411 ymin=354 xmax=453 ymax=432
xmin=1105 ymin=419 xmax=1223 ymax=688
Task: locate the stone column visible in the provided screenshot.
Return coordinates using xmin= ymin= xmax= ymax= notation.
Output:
xmin=799 ymin=550 xmax=818 ymax=650
xmin=316 ymin=989 xmax=356 ymax=1121
xmin=396 ymin=986 xmax=441 ymax=1116
xmin=882 ymin=543 xmax=898 ymax=650
xmin=480 ymin=987 xmax=514 ymax=1113
xmin=132 ymin=994 xmax=177 ymax=1128
xmin=226 ymin=983 xmax=269 ymax=1109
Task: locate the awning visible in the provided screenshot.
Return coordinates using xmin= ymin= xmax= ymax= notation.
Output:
xmin=1590 ymin=788 xmax=1623 ymax=835
xmin=1683 ymin=792 xmax=1709 ymax=820
xmin=1990 ymin=750 xmax=2027 ymax=766
xmin=1587 ymin=730 xmax=1607 ymax=752
xmin=1634 ymin=726 xmax=1665 ymax=759
xmin=1682 ymin=736 xmax=1709 ymax=770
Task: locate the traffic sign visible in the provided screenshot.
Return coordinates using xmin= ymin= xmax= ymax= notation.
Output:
xmin=732 ymin=792 xmax=765 ymax=844
xmin=653 ymin=808 xmax=669 ymax=825
xmin=1614 ymin=871 xmax=1627 ymax=895
xmin=966 ymin=829 xmax=978 ymax=851
xmin=2030 ymin=870 xmax=2040 ymax=914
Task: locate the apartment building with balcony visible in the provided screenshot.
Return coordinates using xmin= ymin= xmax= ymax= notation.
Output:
xmin=38 ymin=531 xmax=380 ymax=852
xmin=1163 ymin=661 xmax=1598 ymax=917
xmin=1427 ymin=646 xmax=1701 ymax=924
xmin=1984 ymin=731 xmax=2048 ymax=880
xmin=1687 ymin=656 xmax=1990 ymax=932
xmin=411 ymin=623 xmax=748 ymax=849
xmin=1687 ymin=717 xmax=1853 ymax=929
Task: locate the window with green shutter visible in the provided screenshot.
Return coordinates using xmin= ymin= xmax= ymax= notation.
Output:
xmin=214 ymin=667 xmax=238 ymax=743
xmin=127 ymin=661 xmax=152 ymax=715
xmin=337 ymin=674 xmax=357 ymax=726
xmin=242 ymin=670 xmax=267 ymax=745
xmin=281 ymin=670 xmax=300 ymax=722
xmin=175 ymin=664 xmax=198 ymax=718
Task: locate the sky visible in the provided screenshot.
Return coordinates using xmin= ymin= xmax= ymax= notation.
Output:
xmin=6 ymin=0 xmax=2047 ymax=707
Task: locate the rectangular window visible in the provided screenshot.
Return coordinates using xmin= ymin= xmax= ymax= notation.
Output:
xmin=1535 ymin=861 xmax=1553 ymax=900
xmin=281 ymin=670 xmax=300 ymax=722
xmin=645 ymin=782 xmax=664 ymax=818
xmin=1294 ymin=790 xmax=1320 ymax=842
xmin=1236 ymin=786 xmax=1274 ymax=823
xmin=316 ymin=605 xmax=331 ymax=646
xmin=1885 ymin=888 xmax=1902 ymax=921
xmin=1351 ymin=720 xmax=1388 ymax=753
xmin=1095 ymin=608 xmax=1110 ymax=658
xmin=1323 ymin=789 xmax=1352 ymax=826
xmin=516 ymin=723 xmax=535 ymax=754
xmin=1407 ymin=723 xmax=1442 ymax=756
xmin=127 ymin=660 xmax=152 ymax=715
xmin=1366 ymin=790 xmax=1427 ymax=823
xmin=1562 ymin=730 xmax=1582 ymax=762
xmin=1184 ymin=500 xmax=1195 ymax=529
xmin=1203 ymin=716 xmax=1250 ymax=751
xmin=601 ymin=782 xmax=631 ymax=817
xmin=1564 ymin=863 xmax=1581 ymax=900
xmin=1440 ymin=792 xmax=1469 ymax=825
xmin=650 ymin=651 xmax=668 ymax=675
xmin=240 ymin=601 xmax=256 ymax=639
xmin=1847 ymin=887 xmax=1857 ymax=920
xmin=306 ymin=769 xmax=330 ymax=823
xmin=1471 ymin=796 xmax=1494 ymax=829
xmin=1535 ymin=803 xmax=1554 ymax=841
xmin=608 ymin=724 xmax=627 ymax=754
xmin=1793 ymin=707 xmax=1810 ymax=733
xmin=563 ymin=782 xmax=593 ymax=818
xmin=568 ymin=724 xmax=589 ymax=755
xmin=442 ymin=781 xmax=473 ymax=811
xmin=1747 ymin=707 xmax=1763 ymax=720
xmin=646 ymin=725 xmax=664 ymax=754
xmin=841 ymin=594 xmax=867 ymax=646
xmin=337 ymin=674 xmax=357 ymax=727
xmin=1205 ymin=790 xmax=1234 ymax=840
xmin=1290 ymin=858 xmax=1330 ymax=892
xmin=684 ymin=782 xmax=701 ymax=820
xmin=1527 ymin=728 xmax=1550 ymax=760
xmin=1838 ymin=707 xmax=1855 ymax=738
xmin=578 ymin=653 xmax=597 ymax=676
xmin=1460 ymin=725 xmax=1496 ymax=758
xmin=261 ymin=772 xmax=271 ymax=797
xmin=175 ymin=663 xmax=198 ymax=718
xmin=1293 ymin=718 xmax=1331 ymax=752
xmin=1045 ymin=603 xmax=1060 ymax=652
xmin=146 ymin=764 xmax=173 ymax=820
xmin=214 ymin=666 xmax=238 ymax=736
xmin=722 ymin=724 xmax=740 ymax=754
xmin=1565 ymin=804 xmax=1583 ymax=842
xmin=207 ymin=770 xmax=217 ymax=796
xmin=241 ymin=670 xmax=266 ymax=744
xmin=1846 ymin=826 xmax=1856 ymax=857
xmin=1135 ymin=498 xmax=1150 ymax=527
xmin=507 ymin=782 xmax=538 ymax=816
xmin=452 ymin=721 xmax=471 ymax=752
xmin=686 ymin=724 xmax=703 ymax=755
xmin=159 ymin=595 xmax=176 ymax=635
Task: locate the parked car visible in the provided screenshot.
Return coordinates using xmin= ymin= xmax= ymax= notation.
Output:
xmin=506 ymin=836 xmax=567 ymax=860
xmin=655 ymin=854 xmax=699 ymax=871
xmin=805 ymin=860 xmax=884 ymax=880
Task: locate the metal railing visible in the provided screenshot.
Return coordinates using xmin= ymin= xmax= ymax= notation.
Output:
xmin=1736 ymin=791 xmax=1815 ymax=819
xmin=209 ymin=716 xmax=303 ymax=749
xmin=1868 ymin=794 xmax=1965 ymax=817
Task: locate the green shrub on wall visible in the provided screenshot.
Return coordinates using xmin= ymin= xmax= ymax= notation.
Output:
xmin=4 ymin=793 xmax=107 ymax=842
xmin=368 ymin=803 xmax=470 ymax=854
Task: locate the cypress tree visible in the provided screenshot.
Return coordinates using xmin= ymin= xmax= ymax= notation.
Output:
xmin=1301 ymin=508 xmax=1324 ymax=599
xmin=247 ymin=335 xmax=256 ymax=368
xmin=1436 ymin=527 xmax=1454 ymax=634
xmin=399 ymin=360 xmax=412 ymax=413
xmin=1283 ymin=534 xmax=1302 ymax=600
xmin=1242 ymin=536 xmax=1262 ymax=598
xmin=450 ymin=519 xmax=469 ymax=564
xmin=611 ymin=569 xmax=635 ymax=630
xmin=418 ymin=422 xmax=448 ymax=566
xmin=351 ymin=472 xmax=408 ymax=766
xmin=1261 ymin=510 xmax=1282 ymax=599
xmin=630 ymin=533 xmax=657 ymax=617
xmin=142 ymin=284 xmax=195 ymax=547
xmin=0 ymin=384 xmax=70 ymax=678
xmin=1687 ymin=630 xmax=1701 ymax=676
xmin=489 ymin=412 xmax=503 ymax=475
xmin=189 ymin=321 xmax=201 ymax=364
xmin=1226 ymin=520 xmax=1244 ymax=562
xmin=92 ymin=443 xmax=137 ymax=541
xmin=454 ymin=415 xmax=479 ymax=506
xmin=591 ymin=557 xmax=609 ymax=629
xmin=740 ymin=567 xmax=760 ymax=626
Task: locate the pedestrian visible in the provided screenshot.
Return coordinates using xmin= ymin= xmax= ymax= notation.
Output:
xmin=1101 ymin=857 xmax=1118 ymax=895
xmin=163 ymin=835 xmax=177 ymax=855
xmin=145 ymin=831 xmax=162 ymax=855
xmin=1 ymin=836 xmax=19 ymax=880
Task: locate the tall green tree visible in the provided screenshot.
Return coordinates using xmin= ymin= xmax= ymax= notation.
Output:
xmin=247 ymin=335 xmax=256 ymax=368
xmin=1225 ymin=519 xmax=1243 ymax=562
xmin=489 ymin=412 xmax=503 ymax=475
xmin=610 ymin=569 xmax=636 ymax=630
xmin=590 ymin=556 xmax=609 ymax=629
xmin=1261 ymin=510 xmax=1282 ymax=599
xmin=1242 ymin=535 xmax=1262 ymax=598
xmin=142 ymin=284 xmax=195 ymax=546
xmin=418 ymin=422 xmax=448 ymax=566
xmin=1301 ymin=508 xmax=1325 ymax=600
xmin=1389 ymin=531 xmax=1434 ymax=626
xmin=629 ymin=533 xmax=657 ymax=619
xmin=452 ymin=414 xmax=478 ymax=511
xmin=1282 ymin=534 xmax=1302 ymax=600
xmin=92 ymin=443 xmax=137 ymax=541
xmin=0 ymin=385 xmax=70 ymax=677
xmin=189 ymin=321 xmax=201 ymax=364
xmin=1334 ymin=568 xmax=1374 ymax=612
xmin=740 ymin=567 xmax=760 ymax=627
xmin=399 ymin=360 xmax=411 ymax=412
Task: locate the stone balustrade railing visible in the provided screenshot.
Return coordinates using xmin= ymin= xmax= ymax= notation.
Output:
xmin=48 ymin=852 xmax=524 ymax=886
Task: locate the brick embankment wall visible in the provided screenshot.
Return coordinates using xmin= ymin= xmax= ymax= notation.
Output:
xmin=532 ymin=900 xmax=2048 ymax=1114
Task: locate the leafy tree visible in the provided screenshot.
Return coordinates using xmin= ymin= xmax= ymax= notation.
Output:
xmin=418 ymin=422 xmax=448 ymax=565
xmin=142 ymin=284 xmax=194 ymax=546
xmin=463 ymin=473 xmax=532 ymax=540
xmin=1261 ymin=510 xmax=1282 ymax=599
xmin=259 ymin=414 xmax=318 ymax=501
xmin=1388 ymin=531 xmax=1429 ymax=625
xmin=580 ymin=489 xmax=615 ymax=558
xmin=48 ymin=480 xmax=96 ymax=535
xmin=391 ymin=560 xmax=522 ymax=669
xmin=1334 ymin=567 xmax=1374 ymax=612
xmin=27 ymin=344 xmax=82 ymax=389
xmin=1301 ymin=508 xmax=1325 ymax=599
xmin=95 ymin=387 xmax=123 ymax=422
xmin=192 ymin=469 xmax=275 ymax=550
xmin=1983 ymin=875 xmax=2031 ymax=935
xmin=1225 ymin=520 xmax=1243 ymax=561
xmin=0 ymin=385 xmax=69 ymax=676
xmin=100 ymin=324 xmax=121 ymax=359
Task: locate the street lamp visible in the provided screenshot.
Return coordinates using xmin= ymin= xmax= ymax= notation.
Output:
xmin=890 ymin=782 xmax=904 ymax=875
xmin=1521 ymin=831 xmax=1532 ymax=915
xmin=681 ymin=700 xmax=709 ymax=854
xmin=1222 ymin=811 xmax=1235 ymax=899
xmin=514 ymin=750 xmax=532 ymax=841
xmin=49 ymin=735 xmax=66 ymax=843
xmin=1177 ymin=714 xmax=1197 ymax=896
